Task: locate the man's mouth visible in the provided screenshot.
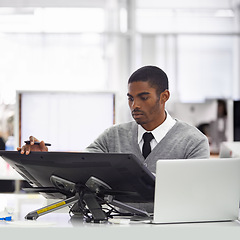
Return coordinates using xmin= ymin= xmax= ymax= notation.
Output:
xmin=132 ymin=111 xmax=144 ymax=118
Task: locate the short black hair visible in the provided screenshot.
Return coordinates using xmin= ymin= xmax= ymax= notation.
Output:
xmin=128 ymin=66 xmax=169 ymax=96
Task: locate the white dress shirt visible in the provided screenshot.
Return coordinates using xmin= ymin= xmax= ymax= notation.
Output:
xmin=138 ymin=111 xmax=176 ymax=153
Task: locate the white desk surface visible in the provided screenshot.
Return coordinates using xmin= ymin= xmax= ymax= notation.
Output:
xmin=0 ymin=194 xmax=240 ymax=240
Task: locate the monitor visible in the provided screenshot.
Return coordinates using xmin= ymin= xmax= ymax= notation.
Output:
xmin=219 ymin=141 xmax=240 ymax=158
xmin=0 ymin=151 xmax=155 ymax=203
xmin=15 ymin=91 xmax=115 ymax=151
xmin=234 ymin=100 xmax=240 ymax=141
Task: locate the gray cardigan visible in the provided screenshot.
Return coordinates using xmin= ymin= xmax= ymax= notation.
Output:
xmin=86 ymin=120 xmax=210 ymax=213
xmin=86 ymin=120 xmax=210 ymax=173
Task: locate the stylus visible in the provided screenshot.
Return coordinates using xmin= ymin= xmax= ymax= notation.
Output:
xmin=24 ymin=141 xmax=51 ymax=146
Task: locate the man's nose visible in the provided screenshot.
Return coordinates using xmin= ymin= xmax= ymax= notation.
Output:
xmin=131 ymin=99 xmax=140 ymax=109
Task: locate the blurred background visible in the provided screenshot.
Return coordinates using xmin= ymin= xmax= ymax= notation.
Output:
xmin=0 ymin=0 xmax=240 ymax=192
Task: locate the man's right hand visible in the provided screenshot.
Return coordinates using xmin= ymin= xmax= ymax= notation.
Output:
xmin=17 ymin=136 xmax=49 ymax=155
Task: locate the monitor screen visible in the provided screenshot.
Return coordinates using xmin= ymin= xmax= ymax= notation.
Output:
xmin=16 ymin=91 xmax=115 ymax=152
xmin=234 ymin=100 xmax=240 ymax=141
xmin=219 ymin=141 xmax=240 ymax=158
xmin=0 ymin=151 xmax=155 ymax=203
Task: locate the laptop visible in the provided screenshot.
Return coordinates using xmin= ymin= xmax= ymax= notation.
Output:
xmin=153 ymin=158 xmax=240 ymax=224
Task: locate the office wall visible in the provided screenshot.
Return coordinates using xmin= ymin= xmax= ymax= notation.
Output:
xmin=0 ymin=0 xmax=239 ymax=146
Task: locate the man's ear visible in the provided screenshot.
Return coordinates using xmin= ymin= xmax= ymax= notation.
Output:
xmin=160 ymin=90 xmax=170 ymax=104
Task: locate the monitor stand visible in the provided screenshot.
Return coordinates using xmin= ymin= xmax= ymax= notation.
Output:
xmin=24 ymin=175 xmax=149 ymax=223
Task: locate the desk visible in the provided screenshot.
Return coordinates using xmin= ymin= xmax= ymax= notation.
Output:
xmin=0 ymin=194 xmax=240 ymax=240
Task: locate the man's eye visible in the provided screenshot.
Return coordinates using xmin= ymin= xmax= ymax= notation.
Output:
xmin=128 ymin=97 xmax=133 ymax=101
xmin=141 ymin=96 xmax=148 ymax=100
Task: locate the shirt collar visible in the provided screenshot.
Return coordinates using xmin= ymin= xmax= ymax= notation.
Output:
xmin=138 ymin=111 xmax=176 ymax=144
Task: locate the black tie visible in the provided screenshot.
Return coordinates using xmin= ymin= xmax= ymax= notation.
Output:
xmin=142 ymin=132 xmax=154 ymax=159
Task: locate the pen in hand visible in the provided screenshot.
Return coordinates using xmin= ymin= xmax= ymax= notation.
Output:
xmin=24 ymin=141 xmax=51 ymax=146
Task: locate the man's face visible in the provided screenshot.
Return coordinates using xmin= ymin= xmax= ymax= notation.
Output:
xmin=127 ymin=81 xmax=168 ymax=131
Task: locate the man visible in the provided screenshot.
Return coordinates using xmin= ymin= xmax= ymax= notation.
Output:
xmin=85 ymin=66 xmax=210 ymax=173
xmin=18 ymin=66 xmax=210 ymax=174
xmin=18 ymin=66 xmax=209 ymax=213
